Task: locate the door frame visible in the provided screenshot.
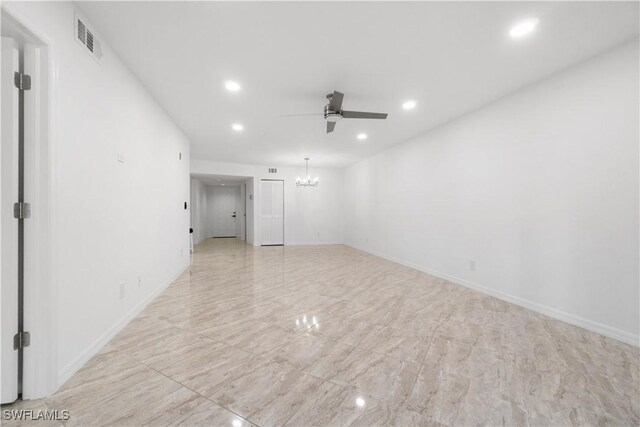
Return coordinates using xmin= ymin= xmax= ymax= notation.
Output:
xmin=1 ymin=32 xmax=21 ymax=405
xmin=237 ymin=182 xmax=246 ymax=241
xmin=243 ymin=182 xmax=247 ymax=240
xmin=1 ymin=5 xmax=57 ymax=400
xmin=259 ymin=179 xmax=285 ymax=246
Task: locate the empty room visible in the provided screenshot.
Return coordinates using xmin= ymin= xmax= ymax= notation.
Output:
xmin=0 ymin=1 xmax=638 ymax=426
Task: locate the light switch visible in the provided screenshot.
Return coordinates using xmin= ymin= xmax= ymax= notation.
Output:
xmin=117 ymin=153 xmax=125 ymax=163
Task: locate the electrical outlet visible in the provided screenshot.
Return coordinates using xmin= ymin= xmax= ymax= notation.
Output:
xmin=469 ymin=260 xmax=476 ymax=272
xmin=119 ymin=283 xmax=125 ymax=299
xmin=137 ymin=276 xmax=142 ymax=287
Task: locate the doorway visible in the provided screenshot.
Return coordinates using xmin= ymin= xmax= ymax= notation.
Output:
xmin=260 ymin=179 xmax=284 ymax=246
xmin=190 ymin=174 xmax=250 ymax=245
xmin=212 ymin=186 xmax=239 ymax=238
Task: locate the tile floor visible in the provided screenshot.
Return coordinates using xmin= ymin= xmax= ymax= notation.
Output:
xmin=3 ymin=238 xmax=639 ymax=426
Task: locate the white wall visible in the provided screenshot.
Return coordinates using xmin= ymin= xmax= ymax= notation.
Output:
xmin=191 ymin=160 xmax=344 ymax=246
xmin=343 ymin=40 xmax=639 ymax=345
xmin=3 ymin=1 xmax=192 ymax=389
xmin=190 ymin=178 xmax=209 ymax=244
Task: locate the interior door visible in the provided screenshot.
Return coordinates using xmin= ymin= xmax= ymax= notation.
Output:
xmin=1 ymin=36 xmax=20 ymax=404
xmin=212 ymin=186 xmax=237 ymax=237
xmin=260 ymin=180 xmax=284 ymax=245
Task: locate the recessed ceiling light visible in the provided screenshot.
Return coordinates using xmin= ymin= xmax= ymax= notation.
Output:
xmin=232 ymin=123 xmax=244 ymax=131
xmin=402 ymin=100 xmax=417 ymax=110
xmin=357 ymin=133 xmax=367 ymax=140
xmin=224 ymin=80 xmax=241 ymax=92
xmin=509 ymin=18 xmax=539 ymax=38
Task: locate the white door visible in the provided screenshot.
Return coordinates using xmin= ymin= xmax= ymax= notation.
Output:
xmin=212 ymin=186 xmax=238 ymax=237
xmin=260 ymin=180 xmax=284 ymax=245
xmin=1 ymin=37 xmax=20 ymax=403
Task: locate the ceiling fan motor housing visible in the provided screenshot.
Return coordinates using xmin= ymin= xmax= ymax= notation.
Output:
xmin=324 ymin=105 xmax=343 ymax=122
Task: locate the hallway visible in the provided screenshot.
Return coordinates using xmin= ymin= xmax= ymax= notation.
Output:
xmin=4 ymin=239 xmax=638 ymax=426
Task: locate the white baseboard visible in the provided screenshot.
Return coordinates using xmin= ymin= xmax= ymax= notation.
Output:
xmin=57 ymin=261 xmax=190 ymax=387
xmin=346 ymin=243 xmax=639 ymax=347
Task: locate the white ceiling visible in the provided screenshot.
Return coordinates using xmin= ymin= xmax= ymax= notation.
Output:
xmin=191 ymin=174 xmax=249 ymax=187
xmin=78 ymin=2 xmax=639 ymax=168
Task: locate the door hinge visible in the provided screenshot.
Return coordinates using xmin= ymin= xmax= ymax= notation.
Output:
xmin=13 ymin=202 xmax=31 ymax=219
xmin=13 ymin=331 xmax=30 ymax=350
xmin=14 ymin=71 xmax=31 ymax=91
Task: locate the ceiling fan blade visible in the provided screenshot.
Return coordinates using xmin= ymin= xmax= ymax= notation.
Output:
xmin=342 ymin=110 xmax=388 ymax=119
xmin=329 ymin=91 xmax=344 ymax=112
xmin=327 ymin=121 xmax=336 ymax=133
xmin=279 ymin=113 xmax=323 ymax=117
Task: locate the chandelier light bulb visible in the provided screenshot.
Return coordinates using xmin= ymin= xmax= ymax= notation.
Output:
xmin=296 ymin=158 xmax=319 ymax=187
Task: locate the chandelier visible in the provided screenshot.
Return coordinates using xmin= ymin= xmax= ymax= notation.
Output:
xmin=296 ymin=158 xmax=319 ymax=187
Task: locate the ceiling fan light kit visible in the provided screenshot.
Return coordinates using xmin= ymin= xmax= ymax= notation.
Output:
xmin=283 ymin=90 xmax=388 ymax=134
xmin=323 ymin=91 xmax=388 ymax=134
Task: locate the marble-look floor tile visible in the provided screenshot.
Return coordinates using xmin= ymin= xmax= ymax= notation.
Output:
xmin=168 ymin=399 xmax=256 ymax=427
xmin=210 ymin=359 xmax=324 ymax=426
xmin=377 ymin=296 xmax=444 ymax=332
xmin=269 ymin=332 xmax=356 ymax=379
xmin=321 ymin=297 xmax=396 ymax=324
xmin=504 ymin=346 xmax=640 ymax=426
xmin=329 ymin=347 xmax=421 ymax=407
xmin=158 ymin=345 xmax=262 ymax=399
xmin=406 ymin=335 xmax=512 ymax=426
xmin=358 ymin=324 xmax=435 ymax=364
xmin=4 ymin=238 xmax=638 ymax=427
xmin=46 ymin=351 xmax=203 ymax=426
xmin=436 ymin=316 xmax=503 ymax=349
xmin=283 ymin=381 xmax=389 ymax=427
xmin=205 ymin=320 xmax=303 ymax=356
xmin=306 ymin=317 xmax=373 ymax=346
xmin=284 ymin=381 xmax=443 ymax=427
xmin=110 ymin=387 xmax=204 ymax=427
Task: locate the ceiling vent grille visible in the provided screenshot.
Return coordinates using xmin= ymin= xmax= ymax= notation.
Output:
xmin=77 ymin=19 xmax=86 ymax=44
xmin=268 ymin=168 xmax=277 ymax=174
xmin=75 ymin=12 xmax=102 ymax=62
xmin=86 ymin=29 xmax=94 ymax=52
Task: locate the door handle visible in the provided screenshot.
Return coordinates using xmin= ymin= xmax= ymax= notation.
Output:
xmin=232 ymin=215 xmax=236 ymax=218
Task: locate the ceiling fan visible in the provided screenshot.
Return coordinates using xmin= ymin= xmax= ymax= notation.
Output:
xmin=283 ymin=91 xmax=388 ymax=134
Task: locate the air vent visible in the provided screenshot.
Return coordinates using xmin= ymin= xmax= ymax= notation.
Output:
xmin=75 ymin=12 xmax=102 ymax=62
xmin=268 ymin=168 xmax=277 ymax=174
xmin=77 ymin=19 xmax=86 ymax=44
xmin=86 ymin=29 xmax=94 ymax=52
